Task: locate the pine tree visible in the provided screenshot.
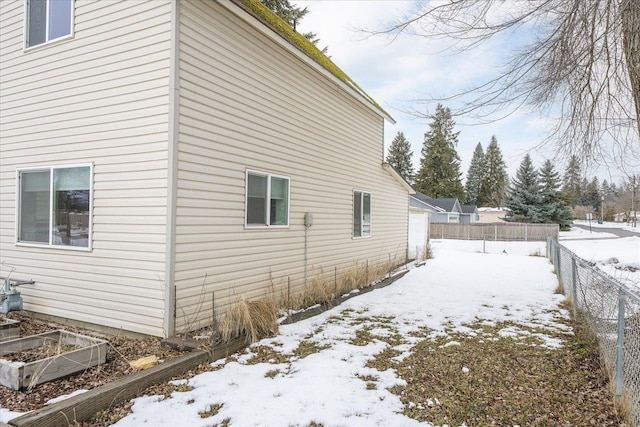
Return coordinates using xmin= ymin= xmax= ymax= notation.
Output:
xmin=482 ymin=136 xmax=508 ymax=207
xmin=261 ymin=0 xmax=327 ymax=53
xmin=414 ymin=104 xmax=465 ymax=199
xmin=386 ymin=132 xmax=414 ymax=183
xmin=504 ymin=154 xmax=540 ymax=222
xmin=465 ymin=142 xmax=485 ymax=205
xmin=538 ymin=160 xmax=573 ymax=228
xmin=582 ymin=177 xmax=601 ymax=211
xmin=562 ymin=155 xmax=582 ymax=207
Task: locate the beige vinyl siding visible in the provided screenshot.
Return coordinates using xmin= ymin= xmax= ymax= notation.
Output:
xmin=0 ymin=0 xmax=172 ymax=336
xmin=174 ymin=1 xmax=408 ymax=331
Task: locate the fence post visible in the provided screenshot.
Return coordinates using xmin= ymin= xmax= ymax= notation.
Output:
xmin=571 ymin=256 xmax=578 ymax=317
xmin=556 ymin=244 xmax=562 ymax=281
xmin=494 ymin=224 xmax=497 ymax=241
xmin=525 ymin=224 xmax=528 ymax=241
xmin=615 ymin=290 xmax=626 ymax=400
xmin=366 ymin=260 xmax=369 ymax=285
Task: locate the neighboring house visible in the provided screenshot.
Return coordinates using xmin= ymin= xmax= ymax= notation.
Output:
xmin=408 ymin=195 xmax=437 ymax=259
xmin=614 ymin=212 xmax=639 ymax=223
xmin=460 ymin=205 xmax=479 ymax=224
xmin=0 ymin=0 xmax=412 ymax=337
xmin=477 ymin=207 xmax=509 ymax=223
xmin=411 ymin=193 xmax=462 ymax=223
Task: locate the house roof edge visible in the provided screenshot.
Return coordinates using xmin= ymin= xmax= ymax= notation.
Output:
xmin=226 ymin=0 xmax=395 ymax=123
xmin=382 ymin=163 xmax=414 ymax=193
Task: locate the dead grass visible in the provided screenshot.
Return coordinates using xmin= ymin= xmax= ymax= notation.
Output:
xmin=198 ymin=402 xmax=223 ymax=418
xmin=3 ymin=338 xmax=83 ymax=363
xmin=216 ymin=258 xmax=401 ymax=345
xmin=218 ymin=296 xmax=278 ymax=343
xmin=423 ymin=242 xmax=434 ymax=260
xmin=369 ymin=318 xmax=627 ymax=427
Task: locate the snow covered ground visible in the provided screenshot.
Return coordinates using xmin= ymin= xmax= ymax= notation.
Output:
xmin=1 ymin=224 xmax=636 ymax=425
xmin=573 ymin=219 xmax=640 ymax=233
xmin=108 ymin=243 xmax=565 ymax=427
xmin=561 ymin=222 xmax=640 ymax=290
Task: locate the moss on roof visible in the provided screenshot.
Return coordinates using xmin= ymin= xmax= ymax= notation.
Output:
xmin=233 ymin=0 xmax=390 ymax=119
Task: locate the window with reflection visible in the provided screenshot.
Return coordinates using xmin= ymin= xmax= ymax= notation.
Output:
xmin=353 ymin=190 xmax=371 ymax=238
xmin=246 ymin=171 xmax=289 ymax=227
xmin=18 ymin=165 xmax=91 ymax=248
xmin=26 ymin=0 xmax=73 ymax=48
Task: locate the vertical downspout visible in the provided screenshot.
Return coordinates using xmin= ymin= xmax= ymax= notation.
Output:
xmin=165 ymin=0 xmax=180 ymax=338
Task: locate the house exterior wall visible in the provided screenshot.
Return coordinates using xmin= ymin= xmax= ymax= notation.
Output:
xmin=477 ymin=209 xmax=508 ymax=223
xmin=0 ymin=0 xmax=409 ymax=338
xmin=430 ymin=212 xmax=459 ymax=223
xmin=408 ymin=208 xmax=429 ymax=259
xmin=460 ymin=212 xmax=478 ymax=224
xmin=173 ymin=1 xmax=409 ymax=331
xmin=0 ymin=0 xmax=172 ymax=336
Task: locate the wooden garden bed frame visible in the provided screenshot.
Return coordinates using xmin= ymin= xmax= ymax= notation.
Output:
xmin=0 ymin=318 xmax=20 ymax=342
xmin=0 ymin=330 xmax=107 ymax=390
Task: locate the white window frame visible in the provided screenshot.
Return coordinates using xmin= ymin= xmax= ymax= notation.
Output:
xmin=24 ymin=0 xmax=75 ymax=50
xmin=353 ymin=190 xmax=371 ymax=239
xmin=16 ymin=163 xmax=93 ymax=251
xmin=245 ymin=170 xmax=290 ymax=228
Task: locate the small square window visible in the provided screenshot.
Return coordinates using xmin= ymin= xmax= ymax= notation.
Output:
xmin=26 ymin=0 xmax=73 ymax=48
xmin=18 ymin=165 xmax=92 ymax=248
xmin=246 ymin=171 xmax=289 ymax=227
xmin=353 ymin=190 xmax=371 ymax=238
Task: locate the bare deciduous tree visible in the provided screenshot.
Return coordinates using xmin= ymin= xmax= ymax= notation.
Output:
xmin=379 ymin=0 xmax=640 ymax=165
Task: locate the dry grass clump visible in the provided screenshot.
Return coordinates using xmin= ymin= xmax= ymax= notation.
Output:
xmin=216 ymin=257 xmax=402 ymax=344
xmin=283 ymin=260 xmax=395 ymax=312
xmin=422 ymin=243 xmax=434 ymax=261
xmin=218 ymin=296 xmax=278 ymax=343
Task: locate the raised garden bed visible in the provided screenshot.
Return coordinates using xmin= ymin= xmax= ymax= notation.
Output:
xmin=0 ymin=330 xmax=107 ymax=390
xmin=0 ymin=317 xmax=20 ymax=342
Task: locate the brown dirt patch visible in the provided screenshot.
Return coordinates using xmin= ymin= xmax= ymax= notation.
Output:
xmin=0 ymin=313 xmax=189 ymax=414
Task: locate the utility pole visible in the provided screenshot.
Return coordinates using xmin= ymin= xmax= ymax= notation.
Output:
xmin=633 ymin=175 xmax=638 ymax=228
xmin=631 ymin=174 xmax=638 ymax=228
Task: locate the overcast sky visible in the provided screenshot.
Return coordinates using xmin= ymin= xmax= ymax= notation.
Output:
xmin=296 ymin=0 xmax=625 ymax=185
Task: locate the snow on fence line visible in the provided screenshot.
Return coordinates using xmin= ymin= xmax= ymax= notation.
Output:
xmin=430 ymin=223 xmax=559 ymax=241
xmin=548 ymin=238 xmax=640 ymax=426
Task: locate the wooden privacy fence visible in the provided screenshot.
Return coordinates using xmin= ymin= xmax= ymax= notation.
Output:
xmin=430 ymin=223 xmax=559 ymax=241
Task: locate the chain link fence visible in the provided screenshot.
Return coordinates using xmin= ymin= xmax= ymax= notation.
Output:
xmin=548 ymin=238 xmax=640 ymax=425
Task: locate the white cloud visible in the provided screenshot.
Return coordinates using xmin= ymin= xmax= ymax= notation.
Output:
xmin=297 ymin=0 xmax=623 ymax=185
xmin=293 ymin=0 xmax=636 ymax=186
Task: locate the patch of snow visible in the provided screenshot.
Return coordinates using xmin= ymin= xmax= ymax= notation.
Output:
xmin=45 ymin=389 xmax=88 ymax=405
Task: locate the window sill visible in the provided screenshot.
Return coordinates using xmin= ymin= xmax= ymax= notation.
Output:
xmin=24 ymin=34 xmax=74 ymax=53
xmin=16 ymin=242 xmax=92 ymax=252
xmin=244 ymin=225 xmax=290 ymax=230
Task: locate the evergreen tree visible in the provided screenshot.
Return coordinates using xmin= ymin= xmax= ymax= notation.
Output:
xmin=538 ymin=160 xmax=573 ymax=228
xmin=465 ymin=142 xmax=485 ymax=205
xmin=504 ymin=154 xmax=540 ymax=222
xmin=561 ymin=155 xmax=582 ymax=207
xmin=582 ymin=177 xmax=601 ymax=211
xmin=482 ymin=136 xmax=508 ymax=207
xmin=601 ymin=179 xmax=611 ymax=197
xmin=414 ymin=104 xmax=465 ymax=199
xmin=261 ymin=0 xmax=327 ymax=53
xmin=386 ymin=132 xmax=414 ymax=183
